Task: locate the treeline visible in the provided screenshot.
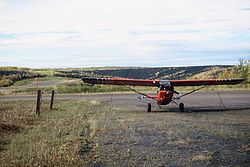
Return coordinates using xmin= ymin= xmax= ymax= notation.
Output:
xmin=54 ymin=70 xmax=92 ymax=78
xmin=218 ymin=59 xmax=249 ymax=83
xmin=0 ymin=67 xmax=47 ymax=87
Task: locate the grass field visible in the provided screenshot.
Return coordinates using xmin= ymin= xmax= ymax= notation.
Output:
xmin=0 ymin=100 xmax=107 ymax=166
xmin=1 ymin=98 xmax=250 ymax=166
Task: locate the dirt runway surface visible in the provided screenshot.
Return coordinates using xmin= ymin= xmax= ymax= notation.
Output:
xmin=83 ymin=91 xmax=250 ymax=166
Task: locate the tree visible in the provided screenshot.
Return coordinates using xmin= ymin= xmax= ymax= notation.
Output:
xmin=237 ymin=58 xmax=249 ymax=82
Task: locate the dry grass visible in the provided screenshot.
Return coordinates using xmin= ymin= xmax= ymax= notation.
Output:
xmin=0 ymin=100 xmax=106 ymax=166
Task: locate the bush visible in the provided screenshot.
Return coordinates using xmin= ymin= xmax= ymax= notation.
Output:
xmin=0 ymin=67 xmax=47 ymax=87
xmin=0 ymin=79 xmax=13 ymax=87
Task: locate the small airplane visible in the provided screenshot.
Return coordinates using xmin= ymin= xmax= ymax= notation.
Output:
xmin=82 ymin=77 xmax=244 ymax=112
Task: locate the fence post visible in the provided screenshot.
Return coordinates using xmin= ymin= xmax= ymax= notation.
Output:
xmin=50 ymin=90 xmax=55 ymax=110
xmin=36 ymin=90 xmax=42 ymax=116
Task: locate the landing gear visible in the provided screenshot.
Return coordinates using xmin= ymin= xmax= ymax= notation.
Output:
xmin=179 ymin=102 xmax=185 ymax=112
xmin=147 ymin=103 xmax=152 ymax=112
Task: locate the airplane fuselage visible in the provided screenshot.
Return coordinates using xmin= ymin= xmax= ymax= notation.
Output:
xmin=156 ymin=90 xmax=174 ymax=105
xmin=156 ymin=86 xmax=174 ymax=105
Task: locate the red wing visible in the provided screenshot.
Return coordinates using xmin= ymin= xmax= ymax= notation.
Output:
xmin=82 ymin=77 xmax=244 ymax=87
xmin=82 ymin=77 xmax=157 ymax=86
xmin=169 ymin=79 xmax=244 ymax=86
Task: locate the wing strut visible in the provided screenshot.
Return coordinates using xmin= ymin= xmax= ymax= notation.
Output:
xmin=216 ymin=89 xmax=226 ymax=109
xmin=121 ymin=84 xmax=157 ymax=101
xmin=173 ymin=85 xmax=206 ymax=100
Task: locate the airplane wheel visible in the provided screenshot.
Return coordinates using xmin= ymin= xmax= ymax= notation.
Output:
xmin=147 ymin=103 xmax=151 ymax=112
xmin=179 ymin=102 xmax=185 ymax=112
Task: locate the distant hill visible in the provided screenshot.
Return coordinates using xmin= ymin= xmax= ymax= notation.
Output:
xmin=0 ymin=67 xmax=55 ymax=87
xmin=0 ymin=67 xmax=46 ymax=87
xmin=2 ymin=65 xmax=248 ymax=88
xmin=91 ymin=66 xmax=233 ymax=80
xmin=57 ymin=65 xmax=232 ymax=80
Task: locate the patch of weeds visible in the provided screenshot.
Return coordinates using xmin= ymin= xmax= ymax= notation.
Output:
xmin=0 ymin=106 xmax=13 ymax=112
xmin=77 ymin=105 xmax=103 ymax=166
xmin=191 ymin=154 xmax=212 ymax=162
xmin=0 ymin=123 xmax=21 ymax=133
xmin=0 ymin=100 xmax=105 ymax=166
xmin=0 ymin=137 xmax=10 ymax=151
xmin=208 ymin=150 xmax=222 ymax=166
xmin=239 ymin=144 xmax=250 ymax=152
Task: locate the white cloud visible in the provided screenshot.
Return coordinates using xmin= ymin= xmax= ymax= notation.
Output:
xmin=0 ymin=0 xmax=250 ymax=67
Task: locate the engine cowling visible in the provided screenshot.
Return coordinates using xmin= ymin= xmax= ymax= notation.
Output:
xmin=157 ymin=90 xmax=174 ymax=105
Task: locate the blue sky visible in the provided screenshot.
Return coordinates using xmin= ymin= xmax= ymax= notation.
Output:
xmin=0 ymin=0 xmax=250 ymax=68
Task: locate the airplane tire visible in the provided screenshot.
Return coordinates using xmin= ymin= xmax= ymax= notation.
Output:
xmin=147 ymin=103 xmax=152 ymax=112
xmin=179 ymin=102 xmax=185 ymax=112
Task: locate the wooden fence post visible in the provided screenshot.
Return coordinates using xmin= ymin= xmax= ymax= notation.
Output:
xmin=36 ymin=90 xmax=42 ymax=116
xmin=50 ymin=90 xmax=55 ymax=110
